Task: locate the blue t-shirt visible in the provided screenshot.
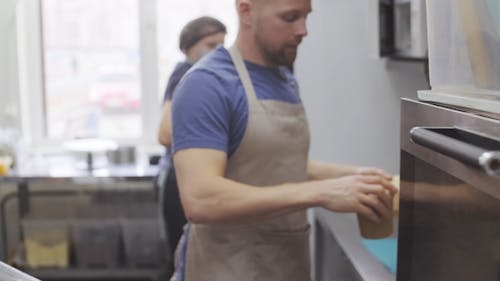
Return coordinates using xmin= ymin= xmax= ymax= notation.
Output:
xmin=171 ymin=46 xmax=302 ymax=157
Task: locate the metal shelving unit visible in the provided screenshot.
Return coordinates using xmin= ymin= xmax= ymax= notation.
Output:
xmin=25 ymin=268 xmax=166 ymax=281
xmin=0 ymin=166 xmax=168 ymax=281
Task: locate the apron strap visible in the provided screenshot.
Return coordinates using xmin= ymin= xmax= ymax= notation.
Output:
xmin=228 ymin=45 xmax=258 ymax=107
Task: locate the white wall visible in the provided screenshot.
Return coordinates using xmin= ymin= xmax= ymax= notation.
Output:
xmin=0 ymin=0 xmax=20 ymax=128
xmin=296 ymin=0 xmax=429 ymax=174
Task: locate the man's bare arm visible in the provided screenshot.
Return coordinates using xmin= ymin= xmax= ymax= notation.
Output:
xmin=307 ymin=160 xmax=392 ymax=181
xmin=174 ymin=149 xmax=397 ymax=225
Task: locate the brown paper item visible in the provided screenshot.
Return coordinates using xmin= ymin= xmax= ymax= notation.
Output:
xmin=357 ymin=175 xmax=399 ymax=239
xmin=358 ymin=212 xmax=393 ymax=239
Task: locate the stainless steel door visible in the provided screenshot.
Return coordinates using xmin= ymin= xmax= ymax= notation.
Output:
xmin=397 ymin=99 xmax=500 ymax=281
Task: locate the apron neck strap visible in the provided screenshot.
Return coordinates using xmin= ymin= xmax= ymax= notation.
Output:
xmin=228 ymin=45 xmax=258 ymax=105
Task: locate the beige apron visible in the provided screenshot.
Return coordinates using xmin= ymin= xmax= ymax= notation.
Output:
xmin=183 ymin=45 xmax=311 ymax=281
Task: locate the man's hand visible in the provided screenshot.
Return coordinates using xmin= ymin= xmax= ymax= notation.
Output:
xmin=316 ymin=174 xmax=397 ymax=223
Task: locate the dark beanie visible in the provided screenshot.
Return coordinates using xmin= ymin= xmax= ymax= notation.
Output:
xmin=179 ymin=16 xmax=227 ymax=53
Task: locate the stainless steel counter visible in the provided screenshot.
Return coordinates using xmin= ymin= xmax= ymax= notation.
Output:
xmin=2 ymin=154 xmax=158 ymax=182
xmin=313 ymin=208 xmax=396 ymax=281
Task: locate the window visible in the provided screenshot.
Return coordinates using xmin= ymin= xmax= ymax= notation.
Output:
xmin=17 ymin=0 xmax=237 ymax=147
xmin=41 ymin=0 xmax=142 ymax=140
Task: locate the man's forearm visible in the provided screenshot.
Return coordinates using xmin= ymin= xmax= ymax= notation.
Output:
xmin=307 ymin=160 xmax=358 ymax=180
xmin=180 ymin=176 xmax=324 ymax=225
xmin=181 ymin=172 xmax=396 ymax=226
xmin=175 ymin=150 xmax=395 ymax=225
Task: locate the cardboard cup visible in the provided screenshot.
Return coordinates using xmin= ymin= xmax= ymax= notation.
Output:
xmin=357 ymin=192 xmax=394 ymax=239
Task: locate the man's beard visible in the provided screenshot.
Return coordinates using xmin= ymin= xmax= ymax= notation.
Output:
xmin=255 ymin=32 xmax=297 ymax=67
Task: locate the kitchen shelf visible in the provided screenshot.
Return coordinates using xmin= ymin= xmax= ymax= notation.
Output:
xmin=0 ymin=175 xmax=168 ymax=281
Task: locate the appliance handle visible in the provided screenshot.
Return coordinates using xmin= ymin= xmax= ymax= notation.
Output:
xmin=410 ymin=127 xmax=500 ymax=178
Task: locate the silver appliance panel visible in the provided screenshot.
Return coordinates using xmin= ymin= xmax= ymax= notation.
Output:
xmin=397 ymin=98 xmax=500 ymax=281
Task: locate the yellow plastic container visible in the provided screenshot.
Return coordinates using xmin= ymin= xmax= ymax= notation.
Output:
xmin=0 ymin=156 xmax=12 ymax=176
xmin=22 ymin=220 xmax=69 ymax=268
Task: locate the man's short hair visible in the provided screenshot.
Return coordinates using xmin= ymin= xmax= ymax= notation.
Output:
xmin=179 ymin=16 xmax=227 ymax=53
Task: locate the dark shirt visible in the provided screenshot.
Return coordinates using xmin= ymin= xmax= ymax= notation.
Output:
xmin=163 ymin=61 xmax=193 ymax=102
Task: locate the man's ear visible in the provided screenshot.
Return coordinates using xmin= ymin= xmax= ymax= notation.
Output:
xmin=237 ymin=0 xmax=254 ymax=27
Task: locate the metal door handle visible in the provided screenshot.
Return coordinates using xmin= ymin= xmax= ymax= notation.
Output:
xmin=410 ymin=127 xmax=500 ymax=178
